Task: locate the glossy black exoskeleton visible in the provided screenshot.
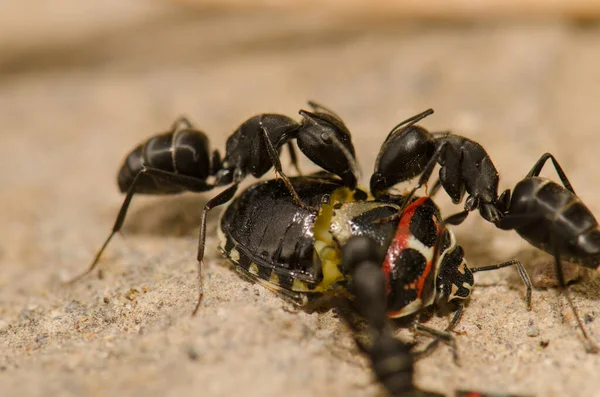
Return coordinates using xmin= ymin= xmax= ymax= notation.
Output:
xmin=338 ymin=236 xmax=429 ymax=397
xmin=338 ymin=236 xmax=532 ymax=397
xmin=219 ymin=173 xmax=530 ymax=323
xmin=496 ymin=153 xmax=600 ymax=352
xmin=370 ymin=109 xmax=502 ymax=224
xmin=73 ymin=102 xmax=359 ymax=314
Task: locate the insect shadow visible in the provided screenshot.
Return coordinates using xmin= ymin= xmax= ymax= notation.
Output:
xmin=121 ymin=194 xmax=212 ymax=237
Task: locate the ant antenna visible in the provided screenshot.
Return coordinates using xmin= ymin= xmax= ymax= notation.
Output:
xmin=385 ymin=109 xmax=434 ymax=141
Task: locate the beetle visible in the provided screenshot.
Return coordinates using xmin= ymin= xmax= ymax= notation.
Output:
xmin=218 ymin=172 xmax=531 ymax=328
xmin=74 ymin=104 xmax=529 ymax=320
xmin=338 ymin=236 xmax=533 ymax=397
xmin=495 ymin=152 xmax=600 ymax=352
xmin=370 ymin=109 xmax=502 ymax=224
xmin=71 ymin=102 xmax=359 ymax=313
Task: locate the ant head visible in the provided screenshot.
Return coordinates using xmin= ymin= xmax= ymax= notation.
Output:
xmin=370 ymin=110 xmax=436 ymax=198
xmin=296 ymin=109 xmax=358 ymax=189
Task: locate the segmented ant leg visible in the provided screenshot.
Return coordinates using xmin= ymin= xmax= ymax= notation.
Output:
xmin=444 ymin=210 xmax=470 ymax=226
xmin=429 ymin=179 xmax=443 ymax=197
xmin=413 ymin=303 xmax=463 ymax=363
xmin=170 ymin=116 xmax=194 ymax=131
xmin=193 ymin=183 xmax=239 ymax=316
xmin=550 ymin=235 xmax=598 ymax=353
xmin=258 ymin=122 xmax=316 ymax=213
xmin=471 ymin=260 xmax=532 ymax=310
xmin=527 ymin=153 xmax=576 ymax=194
xmin=69 ymin=168 xmax=213 ymax=284
xmin=286 ymin=142 xmax=302 ymax=175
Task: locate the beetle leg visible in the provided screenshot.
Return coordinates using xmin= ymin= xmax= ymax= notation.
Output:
xmin=471 ymin=259 xmax=532 ymax=310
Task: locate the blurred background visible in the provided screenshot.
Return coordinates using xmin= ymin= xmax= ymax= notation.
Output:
xmin=2 ymin=1 xmax=600 ymax=396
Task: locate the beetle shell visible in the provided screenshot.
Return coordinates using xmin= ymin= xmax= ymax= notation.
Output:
xmin=218 ymin=175 xmax=399 ymax=302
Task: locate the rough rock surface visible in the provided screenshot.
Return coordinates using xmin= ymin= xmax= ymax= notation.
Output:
xmin=2 ymin=4 xmax=600 ymax=397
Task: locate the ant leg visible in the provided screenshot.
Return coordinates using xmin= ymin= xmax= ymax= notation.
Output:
xmin=69 ymin=168 xmax=213 ymax=283
xmin=286 ymin=141 xmax=302 ymax=175
xmin=444 ymin=210 xmax=470 ymax=226
xmin=258 ymin=122 xmax=316 ymax=212
xmin=550 ymin=235 xmax=598 ymax=353
xmin=170 ymin=116 xmax=194 ymax=131
xmin=471 ymin=260 xmax=532 ymax=310
xmin=527 ymin=153 xmax=575 ymax=194
xmin=193 ymin=183 xmax=239 ymax=315
xmin=413 ymin=304 xmax=464 ymax=362
xmin=429 ymin=179 xmax=443 ymax=197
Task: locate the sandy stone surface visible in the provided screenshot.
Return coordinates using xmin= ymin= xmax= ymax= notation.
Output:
xmin=2 ymin=4 xmax=600 ymax=397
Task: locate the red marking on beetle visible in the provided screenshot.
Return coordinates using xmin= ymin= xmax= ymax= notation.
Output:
xmin=382 ymin=197 xmax=433 ymax=299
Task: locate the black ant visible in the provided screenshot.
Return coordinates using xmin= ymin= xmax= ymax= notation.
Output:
xmin=336 ymin=236 xmax=443 ymax=397
xmin=496 ymin=153 xmax=600 ymax=353
xmin=337 ymin=236 xmax=531 ymax=397
xmin=370 ymin=109 xmax=502 ymax=224
xmin=71 ymin=102 xmax=359 ymax=314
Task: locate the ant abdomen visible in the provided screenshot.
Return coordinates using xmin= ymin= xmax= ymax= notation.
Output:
xmin=117 ymin=128 xmax=212 ymax=194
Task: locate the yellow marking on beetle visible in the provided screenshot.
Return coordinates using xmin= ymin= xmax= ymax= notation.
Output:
xmin=457 ymin=262 xmax=466 ymax=275
xmin=292 ymin=278 xmax=311 ymax=292
xmin=311 ymin=186 xmax=356 ymax=293
xmin=269 ymin=272 xmax=280 ymax=286
xmin=450 ymin=284 xmax=459 ymax=299
xmin=229 ymin=247 xmax=240 ymax=262
xmin=249 ymin=263 xmax=259 ymax=275
xmin=389 ymin=298 xmax=423 ymax=318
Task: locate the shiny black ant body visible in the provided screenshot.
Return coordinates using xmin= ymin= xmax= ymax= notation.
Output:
xmin=496 ymin=153 xmax=600 ymax=352
xmin=371 ymin=108 xmax=600 ymax=352
xmin=337 ymin=236 xmax=442 ymax=397
xmin=338 ymin=236 xmax=530 ymax=397
xmin=72 ymin=102 xmax=359 ymax=314
xmin=370 ymin=109 xmax=502 ymax=224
